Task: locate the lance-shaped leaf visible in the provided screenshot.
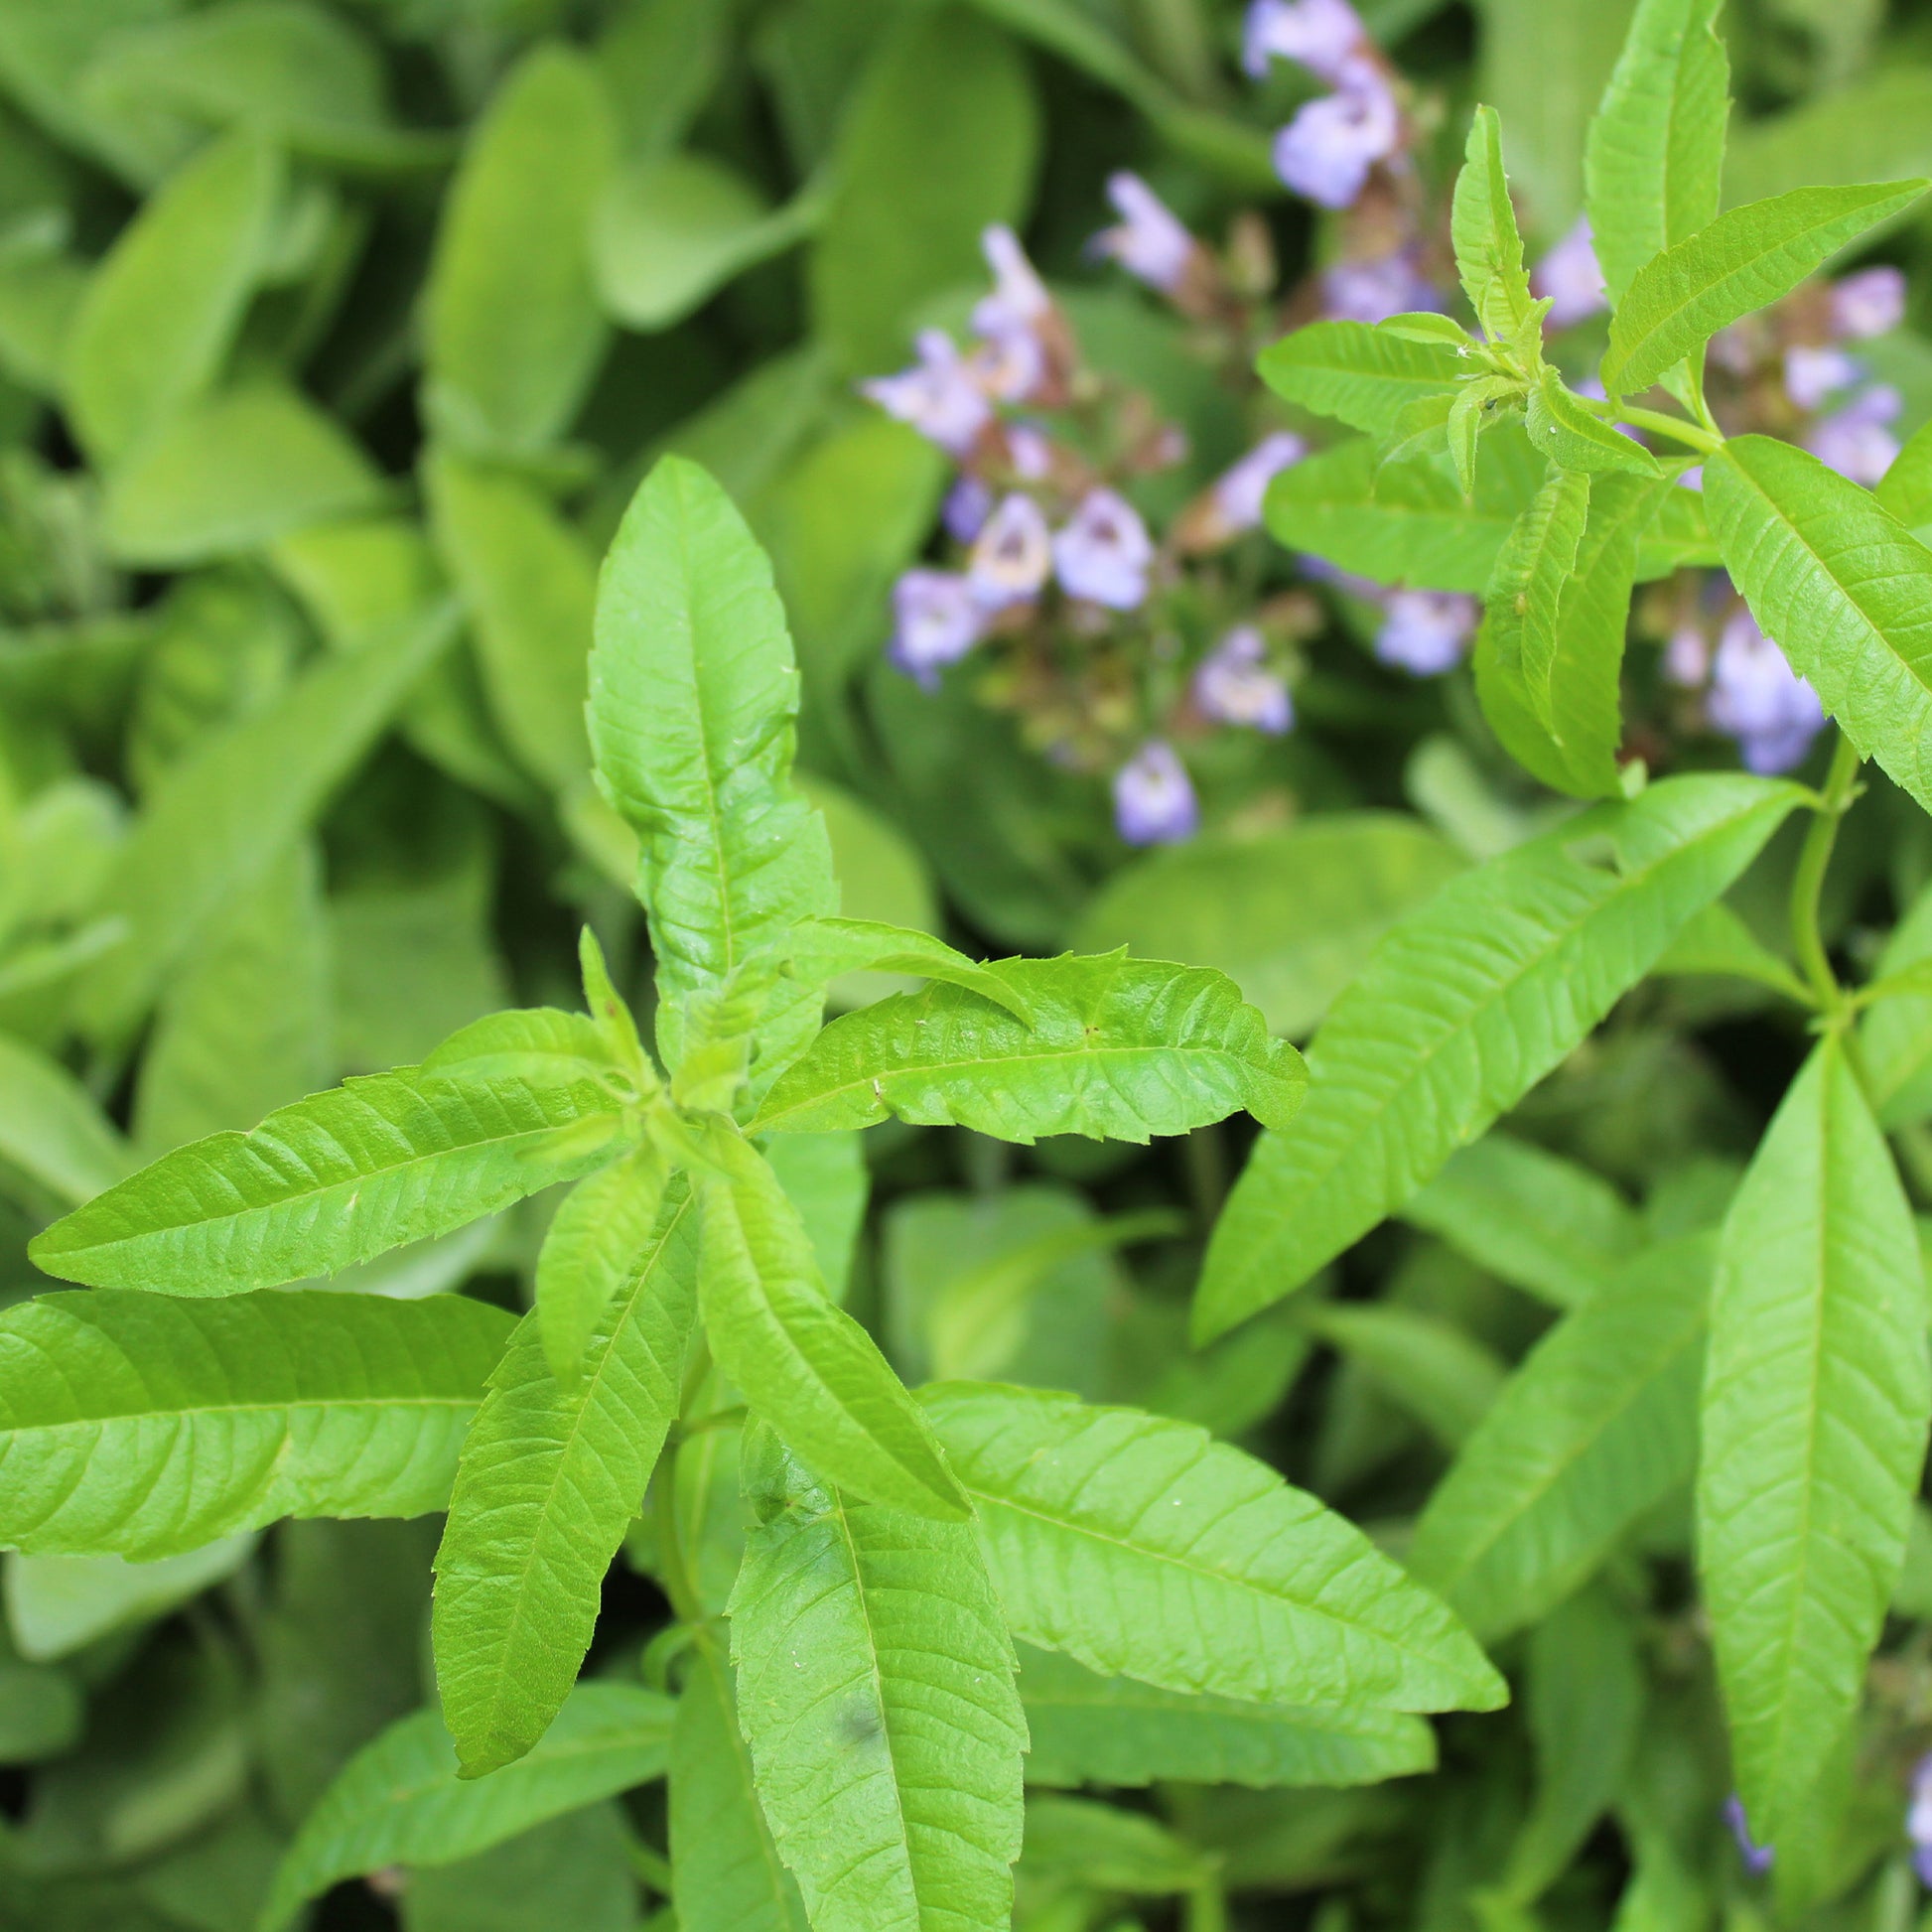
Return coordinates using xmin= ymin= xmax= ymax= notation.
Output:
xmin=1602 ymin=181 xmax=1928 ymax=396
xmin=1480 ymin=463 xmax=1590 ymax=741
xmin=1194 ymin=774 xmax=1801 ymax=1341
xmin=433 ymin=1181 xmax=697 ymax=1778
xmin=1301 ymin=1305 xmax=1506 ymax=1450
xmin=782 ymin=916 xmax=1033 ymax=1022
xmin=1016 ymin=1643 xmax=1435 ymax=1791
xmin=670 ymin=1634 xmax=810 ymax=1932
xmin=0 ymin=1291 xmax=511 ymax=1560
xmin=30 ymin=1056 xmax=630 ymax=1296
xmin=1698 ymin=1038 xmax=1931 ymax=1848
xmin=693 ymin=1126 xmax=967 ymax=1520
xmin=71 ymin=602 xmax=454 ymax=1043
xmin=1408 ymin=1234 xmax=1713 ymax=1640
xmin=728 ymin=1439 xmax=1027 ymax=1932
xmin=1525 ymin=370 xmax=1660 ymax=479
xmin=919 ymin=1381 xmax=1504 ymax=1714
xmin=1584 ymin=0 xmax=1729 ymax=305
xmin=0 ymin=1033 xmax=133 ymax=1208
xmin=1452 ymin=105 xmax=1536 ymax=343
xmin=533 ymin=1145 xmax=669 ymax=1385
xmin=1705 ymin=435 xmax=1932 ymax=816
xmin=1861 ymin=878 xmax=1932 ymax=1127
xmin=1266 ymin=427 xmax=1545 ymax=593
xmin=1258 ymin=321 xmax=1466 ymax=436
xmin=1476 ymin=469 xmax=1675 ymax=798
xmin=260 ymin=1682 xmax=673 ymax=1932
xmin=751 ymin=953 xmax=1305 ymax=1143
xmin=588 ymin=455 xmax=835 ymax=1089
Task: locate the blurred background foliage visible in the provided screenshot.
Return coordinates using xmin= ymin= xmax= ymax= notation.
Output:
xmin=9 ymin=0 xmax=1932 ymax=1927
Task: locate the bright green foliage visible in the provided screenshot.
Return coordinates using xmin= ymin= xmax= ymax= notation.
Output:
xmin=1698 ymin=1038 xmax=1931 ymax=1848
xmin=1480 ymin=464 xmax=1590 ymax=741
xmin=1410 ymin=1235 xmax=1712 ymax=1639
xmin=1862 ymin=877 xmax=1932 ymax=1125
xmin=432 ymin=1183 xmax=697 ymax=1777
xmin=919 ymin=1381 xmax=1505 ymax=1713
xmin=1451 ymin=105 xmax=1537 ymax=345
xmin=1195 ymin=775 xmax=1800 ymax=1339
xmin=1015 ymin=1644 xmax=1435 ymax=1790
xmin=1706 ymin=435 xmax=1932 ymax=816
xmin=729 ymin=1434 xmax=1027 ymax=1932
xmin=1584 ymin=0 xmax=1728 ymax=305
xmin=0 ymin=1291 xmax=510 ymax=1558
xmin=588 ymin=454 xmax=836 ymax=1087
xmin=782 ymin=916 xmax=1035 ymax=1023
xmin=1258 ymin=321 xmax=1465 ymax=435
xmin=752 ymin=953 xmax=1306 ymax=1141
xmin=31 ymin=1051 xmax=630 ymax=1293
xmin=532 ymin=1145 xmax=669 ymax=1384
xmin=1525 ymin=370 xmax=1660 ymax=479
xmin=260 ymin=1682 xmax=673 ymax=1932
xmin=1602 ymin=180 xmax=1928 ymax=395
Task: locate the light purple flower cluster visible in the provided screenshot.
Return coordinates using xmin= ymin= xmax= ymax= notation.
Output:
xmin=1908 ymin=1751 xmax=1932 ymax=1885
xmin=1245 ymin=0 xmax=1401 ymax=209
xmin=1114 ymin=741 xmax=1198 ymax=845
xmin=1764 ymin=264 xmax=1908 ymax=484
xmin=1667 ymin=604 xmax=1826 ymax=775
xmin=1194 ymin=626 xmax=1294 ymax=733
xmin=1092 ymin=173 xmax=1199 ymax=298
xmin=1532 ymin=216 xmax=1607 ymax=330
xmin=1300 ymin=559 xmax=1477 ymax=676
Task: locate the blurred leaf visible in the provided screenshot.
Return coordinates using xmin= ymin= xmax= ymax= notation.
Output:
xmin=793 ymin=772 xmax=938 ymax=1008
xmin=0 ymin=1031 xmax=132 ymax=1207
xmin=261 ymin=1681 xmax=673 ymax=1932
xmin=1725 ymin=70 xmax=1932 ymax=206
xmin=594 ymin=0 xmax=736 ymax=157
xmin=401 ymin=1802 xmax=641 ymax=1932
xmin=0 ymin=1645 xmax=80 ymax=1762
xmin=5 ymin=1535 xmax=254 ymax=1660
xmin=1018 ymin=1795 xmax=1208 ymax=1895
xmin=1301 ymin=1303 xmax=1507 ymax=1449
xmin=1864 ymin=880 xmax=1932 ymax=1125
xmin=1652 ymin=899 xmax=1811 ymax=1001
xmin=0 ymin=1291 xmax=510 ymax=1558
xmin=762 ymin=1126 xmax=868 ymax=1301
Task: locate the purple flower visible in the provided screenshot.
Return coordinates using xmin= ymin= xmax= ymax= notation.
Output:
xmin=1273 ymin=79 xmax=1400 ymax=208
xmin=967 ymin=493 xmax=1051 ymax=609
xmin=1707 ymin=606 xmax=1825 ymax=774
xmin=1807 ymin=383 xmax=1901 ymax=484
xmin=1243 ymin=0 xmax=1366 ymax=82
xmin=1375 ymin=589 xmax=1476 ymax=676
xmin=1832 ymin=265 xmax=1906 ymax=341
xmin=1724 ymin=1795 xmax=1773 ymax=1877
xmin=889 ymin=570 xmax=984 ymax=687
xmin=1007 ymin=424 xmax=1053 ymax=480
xmin=1194 ymin=626 xmax=1293 ymax=733
xmin=1212 ymin=433 xmax=1307 ymax=533
xmin=1907 ymin=1752 xmax=1932 ymax=1886
xmin=1053 ymin=488 xmax=1154 ymax=609
xmin=943 ymin=476 xmax=994 ymax=543
xmin=1662 ymin=623 xmax=1709 ymax=687
xmin=1114 ymin=741 xmax=1198 ymax=845
xmin=969 ymin=324 xmax=1044 ymax=404
xmin=1092 ymin=172 xmax=1197 ymax=295
xmin=1532 ymin=215 xmax=1606 ymax=328
xmin=1783 ymin=343 xmax=1861 ymax=411
xmin=973 ymin=225 xmax=1051 ymax=335
xmin=1321 ymin=251 xmax=1439 ymax=323
xmin=861 ymin=330 xmax=990 ymax=456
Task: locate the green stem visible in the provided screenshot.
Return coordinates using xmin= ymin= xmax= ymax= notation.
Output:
xmin=1604 ymin=402 xmax=1723 ymax=455
xmin=1790 ymin=731 xmax=1863 ymax=1012
xmin=1184 ymin=1866 xmax=1230 ymax=1932
xmin=649 ymin=1333 xmax=717 ymax=1628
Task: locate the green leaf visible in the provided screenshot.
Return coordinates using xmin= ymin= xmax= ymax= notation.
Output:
xmin=728 ymin=1437 xmax=1027 ymax=1932
xmin=1861 ymin=877 xmax=1932 ymax=1126
xmin=1601 ymin=181 xmax=1928 ymax=397
xmin=809 ymin=7 xmax=1037 ymax=372
xmin=399 ymin=1802 xmax=639 ymax=1932
xmin=781 ymin=915 xmax=1035 ymax=1022
xmin=1482 ymin=463 xmax=1591 ymax=742
xmin=259 ymin=1682 xmax=672 ymax=1932
xmin=70 ymin=599 xmax=452 ymax=1042
xmin=100 ymin=380 xmax=387 ymax=567
xmin=1194 ymin=773 xmax=1801 ymax=1340
xmin=1698 ymin=1036 xmax=1931 ymax=1847
xmin=426 ymin=451 xmax=595 ymax=794
xmin=1584 ymin=0 xmax=1728 ymax=305
xmin=1258 ymin=322 xmax=1466 ymax=436
xmin=0 ymin=1032 xmax=132 ymax=1208
xmin=1524 ymin=369 xmax=1660 ymax=478
xmin=1451 ymin=105 xmax=1537 ymax=343
xmin=669 ymin=1634 xmax=811 ymax=1932
xmin=751 ymin=953 xmax=1306 ymax=1142
xmin=692 ymin=1125 xmax=967 ymax=1521
xmin=132 ymin=841 xmax=332 ymax=1157
xmin=1014 ymin=1643 xmax=1435 ymax=1790
xmin=65 ymin=128 xmax=279 ymax=465
xmin=433 ymin=1181 xmax=697 ymax=1777
xmin=1705 ymin=436 xmax=1932 ymax=817
xmin=1266 ymin=426 xmax=1545 ymax=593
xmin=1722 ymin=69 xmax=1932 ymax=207
xmin=919 ymin=1381 xmax=1504 ymax=1714
xmin=593 ymin=152 xmax=822 ymax=333
xmin=30 ymin=1055 xmax=629 ymax=1294
xmin=1477 ymin=469 xmax=1674 ymax=797
xmin=1400 ymin=1131 xmax=1644 ymax=1307
xmin=1074 ymin=816 xmax=1467 ymax=1040
xmin=533 ymin=1146 xmax=670 ymax=1385
xmin=1876 ymin=415 xmax=1932 ymax=540
xmin=421 ymin=44 xmax=616 ymax=456
xmin=589 ymin=455 xmax=835 ymax=1090
xmin=762 ymin=1129 xmax=869 ymax=1304
xmin=6 ymin=1536 xmax=255 ymax=1662
xmin=1299 ymin=1305 xmax=1508 ymax=1449
xmin=0 ymin=1291 xmax=511 ymax=1559
xmin=1019 ymin=1794 xmax=1209 ymax=1896
xmin=1409 ymin=1234 xmax=1712 ymax=1640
